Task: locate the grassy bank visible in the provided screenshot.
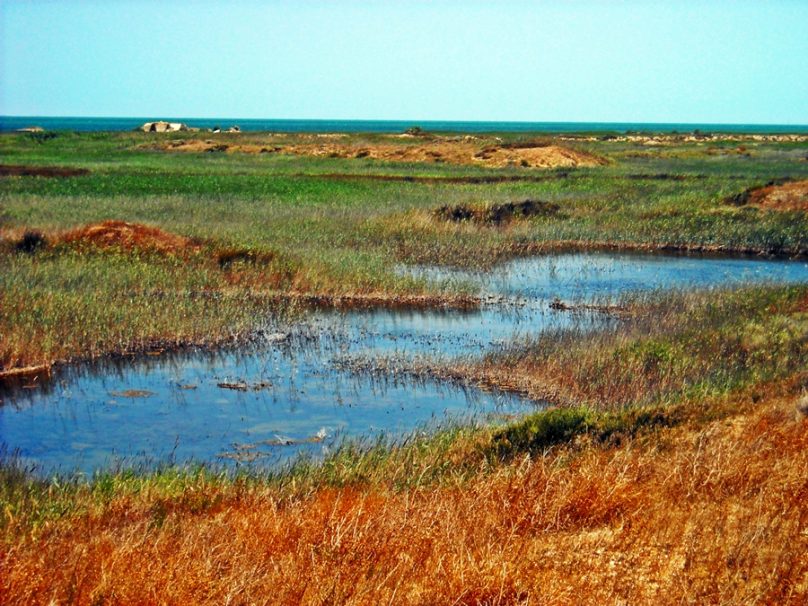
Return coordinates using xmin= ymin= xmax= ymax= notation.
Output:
xmin=2 ymin=130 xmax=808 ymax=370
xmin=2 ymin=285 xmax=807 ymax=604
xmin=450 ymin=285 xmax=808 ymax=410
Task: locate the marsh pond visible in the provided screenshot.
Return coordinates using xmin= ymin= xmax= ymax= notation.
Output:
xmin=2 ymin=252 xmax=807 ymax=475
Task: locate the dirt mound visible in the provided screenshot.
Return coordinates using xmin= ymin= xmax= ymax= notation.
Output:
xmin=148 ymin=138 xmax=606 ymax=169
xmin=435 ymin=199 xmax=561 ymax=225
xmin=726 ymin=179 xmax=808 ymax=211
xmin=61 ymin=221 xmax=202 ymax=255
xmin=473 ymin=144 xmax=606 ymax=168
xmin=0 ymin=164 xmax=90 ymax=178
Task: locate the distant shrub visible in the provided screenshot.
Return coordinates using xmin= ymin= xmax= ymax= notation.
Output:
xmin=404 ymin=126 xmax=429 ymax=137
xmin=434 ymin=199 xmax=561 ymax=225
xmin=15 ymin=230 xmax=47 ymax=254
xmin=26 ymin=131 xmax=58 ymax=144
xmin=490 ymin=404 xmax=684 ymax=459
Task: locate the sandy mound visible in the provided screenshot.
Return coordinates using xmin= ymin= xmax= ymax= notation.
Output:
xmin=727 ymin=179 xmax=808 ymax=212
xmin=149 ymin=138 xmax=606 ymax=169
xmin=473 ymin=144 xmax=605 ymax=168
xmin=61 ymin=221 xmax=202 ymax=255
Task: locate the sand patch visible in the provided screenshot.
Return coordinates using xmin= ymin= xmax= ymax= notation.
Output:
xmin=148 ymin=138 xmax=606 ymax=169
xmin=473 ymin=143 xmax=606 ymax=168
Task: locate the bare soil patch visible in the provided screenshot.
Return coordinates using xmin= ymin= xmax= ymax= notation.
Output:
xmin=0 ymin=164 xmax=90 ymax=178
xmin=726 ymin=179 xmax=808 ymax=211
xmin=59 ymin=220 xmax=203 ymax=255
xmin=294 ymin=172 xmax=571 ymax=184
xmin=149 ymin=138 xmax=607 ymax=169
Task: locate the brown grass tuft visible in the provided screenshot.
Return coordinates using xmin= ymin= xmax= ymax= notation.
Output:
xmin=59 ymin=220 xmax=203 ymax=255
xmin=726 ymin=179 xmax=808 ymax=212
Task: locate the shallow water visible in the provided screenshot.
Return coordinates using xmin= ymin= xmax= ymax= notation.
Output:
xmin=2 ymin=252 xmax=807 ymax=476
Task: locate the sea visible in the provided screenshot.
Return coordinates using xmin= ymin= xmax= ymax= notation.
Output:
xmin=2 ymin=116 xmax=807 ymax=135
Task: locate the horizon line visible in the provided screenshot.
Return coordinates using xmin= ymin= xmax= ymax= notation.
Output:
xmin=2 ymin=114 xmax=808 ymax=128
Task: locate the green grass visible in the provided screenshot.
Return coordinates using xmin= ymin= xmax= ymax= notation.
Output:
xmin=465 ymin=284 xmax=808 ymax=410
xmin=2 ymin=131 xmax=806 ymax=602
xmin=2 ymin=130 xmax=807 ymax=368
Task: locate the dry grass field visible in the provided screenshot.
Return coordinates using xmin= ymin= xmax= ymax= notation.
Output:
xmin=2 ymin=384 xmax=806 ymax=605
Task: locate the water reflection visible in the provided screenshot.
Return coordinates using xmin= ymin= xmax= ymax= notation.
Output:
xmin=2 ymin=251 xmax=807 ymax=475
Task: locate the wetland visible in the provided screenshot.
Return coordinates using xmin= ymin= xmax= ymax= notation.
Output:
xmin=2 ymin=251 xmax=806 ymax=474
xmin=2 ymin=127 xmax=807 ymax=604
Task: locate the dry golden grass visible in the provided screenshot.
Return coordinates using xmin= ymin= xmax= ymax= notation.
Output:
xmin=3 ymin=386 xmax=806 ymax=605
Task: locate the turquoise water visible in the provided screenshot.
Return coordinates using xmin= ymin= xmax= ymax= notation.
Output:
xmin=1 ymin=252 xmax=807 ymax=476
xmin=2 ymin=116 xmax=807 ymax=134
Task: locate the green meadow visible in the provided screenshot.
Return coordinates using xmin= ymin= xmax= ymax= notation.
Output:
xmin=1 ymin=130 xmax=807 ymax=369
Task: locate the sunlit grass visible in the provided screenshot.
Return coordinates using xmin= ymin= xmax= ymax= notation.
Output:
xmin=2 ymin=284 xmax=806 ymax=603
xmin=3 ymin=130 xmax=808 ymax=603
xmin=456 ymin=285 xmax=808 ymax=410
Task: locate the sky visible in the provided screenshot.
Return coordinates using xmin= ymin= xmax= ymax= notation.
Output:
xmin=1 ymin=0 xmax=807 ymax=124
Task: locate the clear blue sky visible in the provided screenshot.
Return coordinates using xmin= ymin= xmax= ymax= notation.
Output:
xmin=2 ymin=0 xmax=807 ymax=124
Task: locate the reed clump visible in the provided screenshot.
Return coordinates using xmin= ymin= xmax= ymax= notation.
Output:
xmin=2 ymin=130 xmax=808 ymax=371
xmin=457 ymin=286 xmax=808 ymax=410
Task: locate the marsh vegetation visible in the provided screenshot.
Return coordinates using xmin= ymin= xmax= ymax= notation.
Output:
xmin=2 ymin=130 xmax=807 ymax=371
xmin=1 ymin=128 xmax=807 ymax=604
